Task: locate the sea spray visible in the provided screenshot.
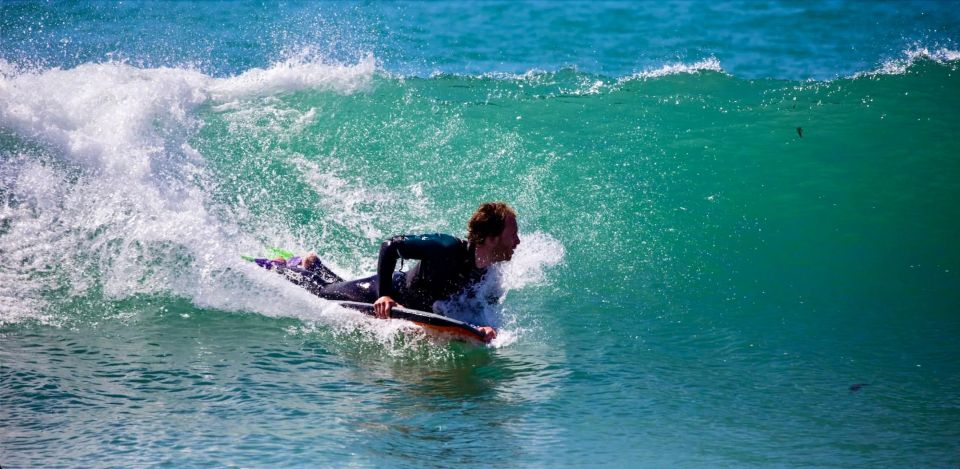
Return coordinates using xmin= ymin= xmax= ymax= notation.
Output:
xmin=0 ymin=57 xmax=380 ymax=327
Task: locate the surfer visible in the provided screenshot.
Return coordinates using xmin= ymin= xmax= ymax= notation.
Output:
xmin=298 ymin=202 xmax=520 ymax=341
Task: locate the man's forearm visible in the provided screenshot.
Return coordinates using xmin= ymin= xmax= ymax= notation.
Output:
xmin=376 ymin=236 xmax=404 ymax=296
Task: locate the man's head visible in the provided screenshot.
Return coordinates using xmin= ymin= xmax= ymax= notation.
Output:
xmin=468 ymin=201 xmax=520 ymax=262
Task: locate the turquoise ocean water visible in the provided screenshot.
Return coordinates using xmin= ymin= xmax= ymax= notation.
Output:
xmin=2 ymin=2 xmax=959 ymax=466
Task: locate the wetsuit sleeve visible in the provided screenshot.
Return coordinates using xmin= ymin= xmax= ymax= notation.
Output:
xmin=376 ymin=234 xmax=457 ymax=297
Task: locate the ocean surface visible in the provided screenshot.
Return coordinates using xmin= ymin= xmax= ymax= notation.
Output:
xmin=2 ymin=1 xmax=959 ymax=467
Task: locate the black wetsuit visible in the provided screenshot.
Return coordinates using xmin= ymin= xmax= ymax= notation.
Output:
xmin=309 ymin=233 xmax=487 ymax=313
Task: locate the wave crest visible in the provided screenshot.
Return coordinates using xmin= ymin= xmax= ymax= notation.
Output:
xmin=855 ymin=47 xmax=960 ymax=78
xmin=210 ymin=52 xmax=376 ymax=100
xmin=625 ymin=57 xmax=726 ymax=80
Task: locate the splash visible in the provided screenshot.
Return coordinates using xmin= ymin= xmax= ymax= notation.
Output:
xmin=500 ymin=231 xmax=566 ymax=291
xmin=0 ymin=56 xmax=375 ymax=325
xmin=433 ymin=231 xmax=565 ymax=347
xmin=290 ymin=156 xmax=440 ymax=250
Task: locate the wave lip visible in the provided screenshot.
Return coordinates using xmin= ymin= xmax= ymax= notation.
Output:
xmin=414 ymin=58 xmax=727 ymax=98
xmin=415 ymin=48 xmax=958 ymax=84
xmin=624 ymin=57 xmax=725 ymax=80
xmin=854 ymin=47 xmax=960 ymax=78
xmin=209 ymin=52 xmax=376 ymax=101
xmin=0 ymin=54 xmax=377 ymax=173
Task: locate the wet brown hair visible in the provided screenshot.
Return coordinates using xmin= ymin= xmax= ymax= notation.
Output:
xmin=467 ymin=201 xmax=516 ymax=245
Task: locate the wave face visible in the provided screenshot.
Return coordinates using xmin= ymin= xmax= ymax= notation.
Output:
xmin=2 ymin=2 xmax=959 ymax=467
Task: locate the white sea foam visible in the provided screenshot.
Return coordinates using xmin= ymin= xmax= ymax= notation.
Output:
xmin=209 ymin=53 xmax=376 ymax=100
xmin=0 ymin=56 xmax=376 ymax=327
xmin=853 ymin=47 xmax=960 ymax=78
xmin=623 ymin=57 xmax=725 ymax=81
xmin=0 ymin=58 xmax=20 ymax=77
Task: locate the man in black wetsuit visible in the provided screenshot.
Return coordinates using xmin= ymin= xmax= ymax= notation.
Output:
xmin=301 ymin=202 xmax=519 ymax=341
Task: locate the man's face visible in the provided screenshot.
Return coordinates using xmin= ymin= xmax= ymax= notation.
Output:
xmin=491 ymin=215 xmax=520 ymax=262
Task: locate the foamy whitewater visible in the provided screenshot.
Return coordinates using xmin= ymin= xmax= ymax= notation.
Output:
xmin=2 ymin=2 xmax=959 ymax=467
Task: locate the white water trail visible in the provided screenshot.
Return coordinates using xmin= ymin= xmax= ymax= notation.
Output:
xmin=0 ymin=56 xmax=374 ymax=325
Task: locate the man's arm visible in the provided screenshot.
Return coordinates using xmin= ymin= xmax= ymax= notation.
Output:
xmin=374 ymin=234 xmax=458 ymax=318
xmin=376 ymin=236 xmax=405 ymax=299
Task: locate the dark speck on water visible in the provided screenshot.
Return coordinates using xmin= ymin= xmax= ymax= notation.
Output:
xmin=797 ymin=127 xmax=803 ymax=138
xmin=849 ymin=383 xmax=869 ymax=392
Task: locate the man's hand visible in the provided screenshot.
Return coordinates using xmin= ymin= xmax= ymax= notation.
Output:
xmin=477 ymin=326 xmax=497 ymax=341
xmin=373 ymin=296 xmax=400 ymax=319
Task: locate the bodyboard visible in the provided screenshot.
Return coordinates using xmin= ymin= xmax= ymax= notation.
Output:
xmin=334 ymin=301 xmax=491 ymax=344
xmin=244 ymin=251 xmax=491 ymax=344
